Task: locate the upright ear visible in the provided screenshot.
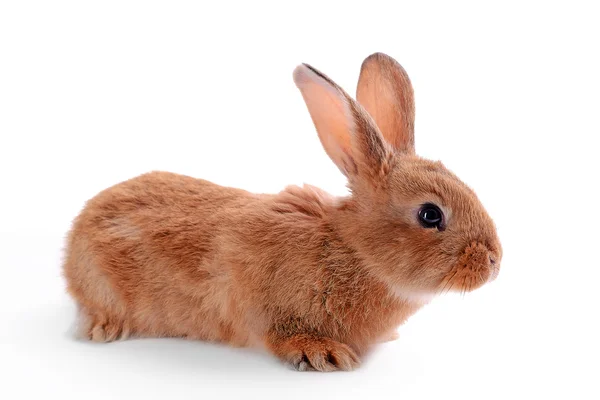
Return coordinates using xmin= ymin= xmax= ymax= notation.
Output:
xmin=356 ymin=52 xmax=415 ymax=154
xmin=294 ymin=64 xmax=393 ymax=184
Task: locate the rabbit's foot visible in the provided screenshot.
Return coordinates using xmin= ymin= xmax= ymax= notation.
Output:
xmin=78 ymin=307 xmax=130 ymax=342
xmin=268 ymin=334 xmax=360 ymax=372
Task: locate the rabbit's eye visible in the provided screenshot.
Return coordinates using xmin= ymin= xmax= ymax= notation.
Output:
xmin=418 ymin=204 xmax=444 ymax=230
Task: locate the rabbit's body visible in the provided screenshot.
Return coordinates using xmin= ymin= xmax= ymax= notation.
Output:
xmin=64 ymin=53 xmax=501 ymax=371
xmin=65 ymin=172 xmax=417 ymax=351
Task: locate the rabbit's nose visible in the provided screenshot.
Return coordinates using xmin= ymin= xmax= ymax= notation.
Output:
xmin=488 ymin=254 xmax=500 ymax=282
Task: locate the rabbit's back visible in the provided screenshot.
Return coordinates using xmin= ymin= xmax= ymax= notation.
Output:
xmin=63 ymin=171 xmax=258 ymax=344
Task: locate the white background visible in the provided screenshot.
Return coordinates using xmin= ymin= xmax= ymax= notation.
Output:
xmin=1 ymin=1 xmax=599 ymax=399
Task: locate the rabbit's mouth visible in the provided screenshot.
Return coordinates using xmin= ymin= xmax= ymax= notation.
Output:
xmin=438 ymin=242 xmax=499 ymax=294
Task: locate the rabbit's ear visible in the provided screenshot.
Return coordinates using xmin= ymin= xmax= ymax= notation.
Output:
xmin=294 ymin=64 xmax=392 ymax=182
xmin=356 ymin=53 xmax=415 ymax=154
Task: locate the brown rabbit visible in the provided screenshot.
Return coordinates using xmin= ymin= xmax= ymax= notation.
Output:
xmin=63 ymin=53 xmax=501 ymax=372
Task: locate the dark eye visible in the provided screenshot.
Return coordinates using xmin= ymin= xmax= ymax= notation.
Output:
xmin=418 ymin=203 xmax=444 ymax=230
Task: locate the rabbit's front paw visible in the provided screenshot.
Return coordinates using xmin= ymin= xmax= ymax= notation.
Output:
xmin=269 ymin=334 xmax=360 ymax=372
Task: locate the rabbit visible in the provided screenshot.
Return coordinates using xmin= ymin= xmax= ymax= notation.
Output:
xmin=63 ymin=52 xmax=502 ymax=372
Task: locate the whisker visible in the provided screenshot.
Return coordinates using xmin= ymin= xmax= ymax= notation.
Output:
xmin=445 ymin=276 xmax=457 ymax=295
xmin=442 ymin=269 xmax=459 ymax=295
xmin=440 ymin=279 xmax=452 ymax=296
xmin=438 ymin=271 xmax=454 ymax=295
xmin=446 ymin=280 xmax=455 ymax=295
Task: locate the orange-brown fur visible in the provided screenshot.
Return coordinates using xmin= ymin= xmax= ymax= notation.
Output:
xmin=63 ymin=53 xmax=501 ymax=371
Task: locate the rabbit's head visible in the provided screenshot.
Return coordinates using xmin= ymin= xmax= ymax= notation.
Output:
xmin=294 ymin=53 xmax=501 ymax=299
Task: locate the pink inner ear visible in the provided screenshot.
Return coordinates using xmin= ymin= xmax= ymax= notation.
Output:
xmin=357 ymin=53 xmax=415 ymax=154
xmin=293 ymin=65 xmax=356 ymax=176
